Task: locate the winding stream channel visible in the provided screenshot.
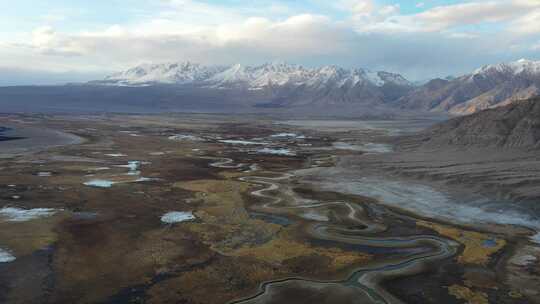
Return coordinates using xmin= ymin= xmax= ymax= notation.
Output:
xmin=211 ymin=157 xmax=459 ymax=304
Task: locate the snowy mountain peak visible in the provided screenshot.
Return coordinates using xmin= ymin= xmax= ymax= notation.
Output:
xmin=472 ymin=58 xmax=540 ymax=78
xmin=508 ymin=58 xmax=540 ymax=74
xmin=100 ymin=62 xmax=412 ymax=89
xmin=105 ymin=61 xmax=226 ymax=85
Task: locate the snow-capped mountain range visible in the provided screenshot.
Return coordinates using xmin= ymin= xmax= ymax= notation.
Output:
xmin=471 ymin=59 xmax=540 ymax=78
xmin=396 ymin=59 xmax=540 ymax=115
xmin=92 ymin=59 xmax=540 ymax=114
xmin=101 ymin=61 xmax=412 ymax=90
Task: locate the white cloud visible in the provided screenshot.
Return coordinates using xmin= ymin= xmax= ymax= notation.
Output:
xmin=350 ymin=0 xmax=540 ymax=33
xmin=337 ymin=0 xmax=375 ymax=15
xmin=1 ymin=0 xmax=540 ymax=83
xmin=379 ymin=4 xmax=400 ymax=16
xmin=30 ymin=26 xmax=84 ymax=56
xmin=510 ymin=8 xmax=540 ymax=34
xmin=412 ymin=1 xmax=534 ymax=31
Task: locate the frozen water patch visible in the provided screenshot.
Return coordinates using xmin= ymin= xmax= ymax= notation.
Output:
xmin=301 ymin=210 xmax=329 ymax=222
xmin=244 ymin=164 xmax=260 ymax=173
xmin=116 ymin=161 xmax=140 ymax=171
xmin=333 ymin=142 xmax=392 ymax=153
xmin=0 ymin=248 xmax=15 ymax=263
xmin=161 ymin=211 xmax=195 ymax=224
xmin=84 ymin=179 xmax=116 ymax=188
xmin=90 ymin=167 xmax=110 ymax=171
xmin=277 ymin=120 xmax=425 ymax=135
xmin=210 ymin=158 xmax=243 ymax=169
xmin=168 ymin=134 xmax=205 ymax=141
xmin=116 ymin=161 xmax=141 ymax=176
xmin=270 ymin=133 xmax=306 ymax=139
xmin=135 ymin=177 xmax=158 ymax=182
xmin=313 ymin=175 xmax=540 ymax=244
xmin=512 ymin=254 xmax=537 ymax=266
xmin=0 ymin=207 xmax=58 ymax=222
xmin=120 ymin=131 xmax=140 ymax=137
xmin=105 ymin=153 xmax=127 ymax=157
xmin=257 ymin=148 xmax=296 ymax=156
xmin=84 ymin=177 xmax=156 ymax=187
xmin=220 ymin=140 xmax=268 ymax=145
xmin=531 ymin=232 xmax=540 ymax=244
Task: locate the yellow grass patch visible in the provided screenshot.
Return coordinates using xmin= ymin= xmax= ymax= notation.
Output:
xmin=448 ymin=285 xmax=489 ymax=304
xmin=417 ymin=220 xmax=505 ymax=265
xmin=174 ymin=179 xmax=250 ymax=221
xmin=174 ymin=179 xmax=282 ymax=253
xmin=231 ymin=236 xmax=371 ymax=269
xmin=0 ymin=213 xmax=67 ymax=256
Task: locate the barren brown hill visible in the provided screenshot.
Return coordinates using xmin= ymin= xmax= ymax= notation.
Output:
xmin=396 ymin=59 xmax=540 ymax=115
xmin=400 ymin=97 xmax=540 ymax=150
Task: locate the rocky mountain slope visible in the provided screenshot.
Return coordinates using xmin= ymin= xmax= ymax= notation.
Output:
xmin=96 ymin=61 xmax=414 ymax=107
xmin=3 ymin=59 xmax=539 ymax=115
xmin=397 ymin=59 xmax=540 ymax=115
xmin=402 ymin=97 xmax=540 ymax=150
xmin=98 ymin=59 xmax=540 ymax=113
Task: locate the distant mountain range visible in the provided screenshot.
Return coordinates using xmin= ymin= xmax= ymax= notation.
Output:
xmin=93 ymin=59 xmax=540 ymax=114
xmin=0 ymin=59 xmax=538 ymax=115
xmin=93 ymin=61 xmax=414 ymax=107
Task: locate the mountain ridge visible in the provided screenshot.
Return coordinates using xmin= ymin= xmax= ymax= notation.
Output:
xmin=98 ymin=61 xmax=413 ymax=89
xmin=96 ymin=59 xmax=540 ymax=114
xmin=400 ymin=97 xmax=540 ymax=150
xmin=94 ymin=61 xmax=415 ymax=108
xmin=396 ymin=59 xmax=540 ymax=115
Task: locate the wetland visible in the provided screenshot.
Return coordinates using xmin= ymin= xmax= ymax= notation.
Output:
xmin=0 ymin=113 xmax=538 ymax=304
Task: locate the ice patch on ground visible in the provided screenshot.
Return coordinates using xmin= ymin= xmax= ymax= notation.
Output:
xmin=91 ymin=167 xmax=110 ymax=171
xmin=135 ymin=177 xmax=158 ymax=182
xmin=105 ymin=153 xmax=127 ymax=157
xmin=220 ymin=140 xmax=268 ymax=145
xmin=168 ymin=134 xmax=205 ymax=141
xmin=512 ymin=254 xmax=537 ymax=266
xmin=116 ymin=161 xmax=140 ymax=171
xmin=84 ymin=179 xmax=116 ymax=188
xmin=0 ymin=207 xmax=58 ymax=222
xmin=333 ymin=142 xmax=392 ymax=153
xmin=0 ymin=248 xmax=16 ymax=263
xmin=257 ymin=148 xmax=296 ymax=156
xmin=312 ymin=175 xmax=540 ymax=244
xmin=531 ymin=232 xmax=540 ymax=244
xmin=270 ymin=133 xmax=306 ymax=139
xmin=116 ymin=161 xmax=141 ymax=176
xmin=244 ymin=164 xmax=259 ymax=173
xmin=161 ymin=211 xmax=195 ymax=223
xmin=301 ymin=210 xmax=329 ymax=222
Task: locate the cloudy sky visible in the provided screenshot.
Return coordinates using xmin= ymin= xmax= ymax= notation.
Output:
xmin=1 ymin=0 xmax=539 ymax=85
